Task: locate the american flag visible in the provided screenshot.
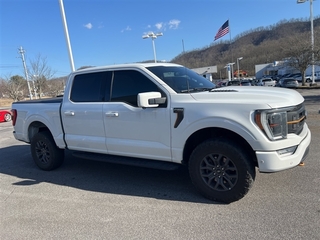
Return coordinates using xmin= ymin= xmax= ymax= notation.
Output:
xmin=214 ymin=20 xmax=229 ymax=41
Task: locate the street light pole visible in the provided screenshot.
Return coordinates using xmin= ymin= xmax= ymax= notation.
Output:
xmin=151 ymin=37 xmax=157 ymax=62
xmin=224 ymin=65 xmax=228 ymax=80
xmin=228 ymin=62 xmax=235 ymax=81
xmin=310 ymin=0 xmax=315 ymax=85
xmin=142 ymin=32 xmax=163 ymax=63
xmin=297 ymin=0 xmax=315 ymax=85
xmin=32 ymin=75 xmax=38 ymax=99
xmin=225 ymin=63 xmax=235 ymax=81
xmin=58 ymin=0 xmax=75 ymax=72
xmin=237 ymin=57 xmax=243 ymax=79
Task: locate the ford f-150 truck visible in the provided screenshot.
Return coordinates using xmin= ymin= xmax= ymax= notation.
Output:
xmin=11 ymin=63 xmax=311 ymax=203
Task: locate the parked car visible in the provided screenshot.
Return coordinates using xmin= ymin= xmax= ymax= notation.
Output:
xmin=227 ymin=80 xmax=241 ymax=86
xmin=276 ymin=78 xmax=299 ymax=88
xmin=306 ymin=72 xmax=320 ymax=82
xmin=240 ymin=80 xmax=251 ymax=86
xmin=0 ymin=110 xmax=12 ymax=122
xmin=287 ymin=73 xmax=302 ymax=82
xmin=216 ymin=81 xmax=228 ymax=88
xmin=256 ymin=78 xmax=276 ymax=87
xmin=248 ymin=79 xmax=257 ymax=86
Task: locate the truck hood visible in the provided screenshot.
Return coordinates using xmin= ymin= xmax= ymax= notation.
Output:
xmin=190 ymin=86 xmax=304 ymax=109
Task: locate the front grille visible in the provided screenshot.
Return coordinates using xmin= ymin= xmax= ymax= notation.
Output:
xmin=287 ymin=103 xmax=306 ymax=135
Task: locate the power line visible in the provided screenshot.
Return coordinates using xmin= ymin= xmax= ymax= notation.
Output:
xmin=0 ymin=64 xmax=20 ymax=69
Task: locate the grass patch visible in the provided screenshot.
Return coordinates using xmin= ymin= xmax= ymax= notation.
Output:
xmin=0 ymin=98 xmax=13 ymax=108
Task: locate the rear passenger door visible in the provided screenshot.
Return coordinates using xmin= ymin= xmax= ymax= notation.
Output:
xmin=103 ymin=69 xmax=172 ymax=161
xmin=61 ymin=71 xmax=111 ymax=153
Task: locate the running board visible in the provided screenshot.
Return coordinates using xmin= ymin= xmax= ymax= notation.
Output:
xmin=72 ymin=151 xmax=180 ymax=171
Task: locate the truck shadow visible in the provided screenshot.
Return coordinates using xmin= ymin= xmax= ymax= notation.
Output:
xmin=0 ymin=145 xmax=219 ymax=204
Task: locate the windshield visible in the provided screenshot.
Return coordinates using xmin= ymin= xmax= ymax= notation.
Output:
xmin=147 ymin=66 xmax=216 ymax=93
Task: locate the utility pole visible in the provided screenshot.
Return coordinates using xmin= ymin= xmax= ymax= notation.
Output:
xmin=18 ymin=46 xmax=33 ymax=100
xmin=182 ymin=39 xmax=185 ymax=53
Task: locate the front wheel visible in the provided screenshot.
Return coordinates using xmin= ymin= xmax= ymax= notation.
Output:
xmin=30 ymin=131 xmax=64 ymax=170
xmin=189 ymin=138 xmax=255 ymax=203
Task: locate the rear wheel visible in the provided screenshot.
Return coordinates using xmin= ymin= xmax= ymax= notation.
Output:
xmin=31 ymin=131 xmax=64 ymax=170
xmin=189 ymin=138 xmax=255 ymax=203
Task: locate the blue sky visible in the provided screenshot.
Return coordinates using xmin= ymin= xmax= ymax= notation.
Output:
xmin=1 ymin=0 xmax=319 ymax=77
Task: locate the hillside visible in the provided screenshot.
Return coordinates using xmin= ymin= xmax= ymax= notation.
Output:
xmin=171 ymin=17 xmax=320 ymax=78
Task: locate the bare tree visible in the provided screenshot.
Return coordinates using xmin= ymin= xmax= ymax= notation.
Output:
xmin=28 ymin=54 xmax=56 ymax=98
xmin=1 ymin=75 xmax=27 ymax=101
xmin=0 ymin=78 xmax=6 ymax=97
xmin=46 ymin=77 xmax=66 ymax=97
xmin=280 ymin=32 xmax=320 ymax=86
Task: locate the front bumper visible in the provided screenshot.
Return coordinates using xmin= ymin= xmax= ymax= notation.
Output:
xmin=256 ymin=128 xmax=311 ymax=172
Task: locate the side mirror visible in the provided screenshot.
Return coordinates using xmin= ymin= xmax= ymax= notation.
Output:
xmin=138 ymin=92 xmax=166 ymax=108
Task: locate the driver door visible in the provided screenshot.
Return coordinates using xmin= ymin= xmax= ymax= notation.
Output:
xmin=103 ymin=69 xmax=172 ymax=161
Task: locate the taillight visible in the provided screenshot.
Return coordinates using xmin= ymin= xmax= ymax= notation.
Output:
xmin=11 ymin=109 xmax=17 ymax=126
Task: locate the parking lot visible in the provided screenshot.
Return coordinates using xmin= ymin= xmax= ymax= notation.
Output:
xmin=0 ymin=89 xmax=319 ymax=240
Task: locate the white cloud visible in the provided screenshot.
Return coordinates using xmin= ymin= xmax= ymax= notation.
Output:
xmin=121 ymin=26 xmax=132 ymax=33
xmin=155 ymin=22 xmax=163 ymax=30
xmin=143 ymin=19 xmax=181 ymax=35
xmin=151 ymin=20 xmax=180 ymax=31
xmin=84 ymin=23 xmax=93 ymax=29
xmin=169 ymin=19 xmax=180 ymax=29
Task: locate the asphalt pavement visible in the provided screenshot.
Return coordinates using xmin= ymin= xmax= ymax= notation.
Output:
xmin=0 ymin=89 xmax=319 ymax=240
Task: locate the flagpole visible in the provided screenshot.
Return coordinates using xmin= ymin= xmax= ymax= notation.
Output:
xmin=214 ymin=20 xmax=231 ymax=80
xmin=229 ymin=19 xmax=234 ymax=80
xmin=229 ymin=18 xmax=232 ymax=47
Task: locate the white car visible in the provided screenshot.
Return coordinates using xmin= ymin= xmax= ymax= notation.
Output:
xmin=256 ymin=78 xmax=276 ymax=87
xmin=306 ymin=72 xmax=320 ymax=82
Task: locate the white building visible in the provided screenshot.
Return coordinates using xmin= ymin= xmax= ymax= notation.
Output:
xmin=192 ymin=66 xmax=217 ymax=81
xmin=255 ymin=61 xmax=320 ymax=79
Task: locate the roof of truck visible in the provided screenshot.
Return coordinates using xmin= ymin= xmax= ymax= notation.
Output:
xmin=73 ymin=62 xmax=182 ymax=74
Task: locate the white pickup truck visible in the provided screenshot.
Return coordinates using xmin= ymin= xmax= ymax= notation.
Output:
xmin=11 ymin=63 xmax=311 ymax=203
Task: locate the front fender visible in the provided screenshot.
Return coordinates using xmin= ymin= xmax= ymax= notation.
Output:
xmin=170 ymin=116 xmax=260 ymax=161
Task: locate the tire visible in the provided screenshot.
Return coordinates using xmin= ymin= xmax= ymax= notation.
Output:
xmin=189 ymin=138 xmax=255 ymax=203
xmin=30 ymin=131 xmax=64 ymax=171
xmin=4 ymin=113 xmax=12 ymax=122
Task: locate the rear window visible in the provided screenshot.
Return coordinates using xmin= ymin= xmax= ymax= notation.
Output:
xmin=70 ymin=71 xmax=112 ymax=102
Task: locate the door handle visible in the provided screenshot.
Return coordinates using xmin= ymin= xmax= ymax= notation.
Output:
xmin=105 ymin=112 xmax=119 ymax=117
xmin=64 ymin=111 xmax=75 ymax=116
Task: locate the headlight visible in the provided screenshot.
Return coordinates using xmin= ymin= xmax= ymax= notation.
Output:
xmin=255 ymin=110 xmax=287 ymax=141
